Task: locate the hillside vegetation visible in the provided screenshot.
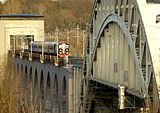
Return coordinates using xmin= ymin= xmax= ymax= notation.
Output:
xmin=0 ymin=0 xmax=93 ymax=56
xmin=0 ymin=0 xmax=93 ymax=32
xmin=0 ymin=1 xmax=93 ymax=112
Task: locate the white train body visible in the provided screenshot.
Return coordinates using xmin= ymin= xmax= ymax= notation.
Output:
xmin=29 ymin=41 xmax=69 ymax=57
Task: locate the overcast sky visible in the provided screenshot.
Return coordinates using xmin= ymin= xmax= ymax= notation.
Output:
xmin=0 ymin=0 xmax=7 ymax=4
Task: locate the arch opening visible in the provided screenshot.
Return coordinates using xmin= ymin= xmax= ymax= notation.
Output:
xmin=29 ymin=67 xmax=32 ymax=82
xmin=21 ymin=64 xmax=23 ymax=74
xmin=40 ymin=70 xmax=44 ymax=112
xmin=34 ymin=69 xmax=38 ymax=100
xmin=24 ymin=66 xmax=28 ymax=85
xmin=25 ymin=66 xmax=27 ymax=74
xmin=62 ymin=76 xmax=67 ymax=113
xmin=28 ymin=67 xmax=33 ymax=96
xmin=45 ymin=72 xmax=52 ymax=112
xmin=17 ymin=63 xmax=19 ymax=73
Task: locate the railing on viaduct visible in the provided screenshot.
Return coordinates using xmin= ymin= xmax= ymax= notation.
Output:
xmin=13 ymin=50 xmax=83 ymax=113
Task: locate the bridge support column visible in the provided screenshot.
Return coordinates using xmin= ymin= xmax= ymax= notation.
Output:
xmin=29 ymin=53 xmax=32 ymax=61
xmin=40 ymin=55 xmax=44 ymax=63
xmin=65 ymin=65 xmax=74 ymax=113
xmin=20 ymin=51 xmax=23 ymax=59
xmin=118 ymin=85 xmax=126 ymax=110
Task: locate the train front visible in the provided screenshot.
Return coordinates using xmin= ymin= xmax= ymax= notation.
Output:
xmin=58 ymin=42 xmax=70 ymax=58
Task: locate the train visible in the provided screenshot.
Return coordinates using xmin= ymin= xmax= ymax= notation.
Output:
xmin=29 ymin=41 xmax=70 ymax=57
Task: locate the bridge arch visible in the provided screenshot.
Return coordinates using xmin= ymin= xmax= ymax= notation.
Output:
xmin=82 ymin=0 xmax=160 ymax=112
xmin=89 ymin=15 xmax=144 ymax=93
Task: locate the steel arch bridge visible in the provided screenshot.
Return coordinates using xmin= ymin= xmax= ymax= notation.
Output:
xmin=80 ymin=0 xmax=160 ymax=113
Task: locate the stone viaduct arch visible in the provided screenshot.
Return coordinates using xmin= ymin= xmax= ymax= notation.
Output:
xmin=15 ymin=58 xmax=69 ymax=113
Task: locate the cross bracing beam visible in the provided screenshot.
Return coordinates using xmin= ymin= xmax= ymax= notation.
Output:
xmin=82 ymin=0 xmax=160 ymax=112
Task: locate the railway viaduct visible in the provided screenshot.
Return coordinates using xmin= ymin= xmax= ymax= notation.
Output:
xmin=15 ymin=57 xmax=82 ymax=113
xmin=3 ymin=0 xmax=160 ymax=113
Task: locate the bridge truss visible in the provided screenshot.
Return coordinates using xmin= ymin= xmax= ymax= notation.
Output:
xmin=80 ymin=0 xmax=160 ymax=113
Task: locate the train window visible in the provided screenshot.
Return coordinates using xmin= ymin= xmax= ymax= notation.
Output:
xmin=44 ymin=44 xmax=47 ymax=49
xmin=53 ymin=44 xmax=57 ymax=52
xmin=156 ymin=14 xmax=160 ymax=23
xmin=39 ymin=44 xmax=42 ymax=48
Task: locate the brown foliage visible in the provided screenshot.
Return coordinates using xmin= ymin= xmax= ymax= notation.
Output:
xmin=0 ymin=0 xmax=93 ymax=32
xmin=2 ymin=0 xmax=24 ymax=14
xmin=0 ymin=0 xmax=93 ymax=56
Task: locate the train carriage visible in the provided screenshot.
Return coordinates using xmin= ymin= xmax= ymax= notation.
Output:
xmin=29 ymin=41 xmax=69 ymax=57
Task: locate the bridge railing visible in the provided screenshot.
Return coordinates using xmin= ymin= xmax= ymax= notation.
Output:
xmin=64 ymin=60 xmax=83 ymax=113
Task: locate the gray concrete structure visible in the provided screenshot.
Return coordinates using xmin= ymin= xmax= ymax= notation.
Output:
xmin=15 ymin=57 xmax=68 ymax=113
xmin=15 ymin=57 xmax=82 ymax=113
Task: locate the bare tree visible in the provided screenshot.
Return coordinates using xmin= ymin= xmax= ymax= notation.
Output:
xmin=0 ymin=57 xmax=39 ymax=113
xmin=0 ymin=57 xmax=20 ymax=113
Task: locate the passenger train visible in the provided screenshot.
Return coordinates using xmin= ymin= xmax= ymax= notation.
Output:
xmin=29 ymin=41 xmax=69 ymax=57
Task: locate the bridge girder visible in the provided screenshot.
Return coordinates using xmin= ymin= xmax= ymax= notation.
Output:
xmin=82 ymin=0 xmax=160 ymax=113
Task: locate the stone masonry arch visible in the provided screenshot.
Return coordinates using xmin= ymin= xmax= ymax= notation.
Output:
xmin=15 ymin=58 xmax=70 ymax=113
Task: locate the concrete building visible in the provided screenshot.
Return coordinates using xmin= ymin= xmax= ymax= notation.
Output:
xmin=0 ymin=14 xmax=44 ymax=61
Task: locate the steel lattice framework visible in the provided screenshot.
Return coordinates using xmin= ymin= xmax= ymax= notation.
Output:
xmin=80 ymin=0 xmax=160 ymax=113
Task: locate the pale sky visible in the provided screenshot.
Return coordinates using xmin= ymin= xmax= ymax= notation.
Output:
xmin=0 ymin=0 xmax=7 ymax=4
